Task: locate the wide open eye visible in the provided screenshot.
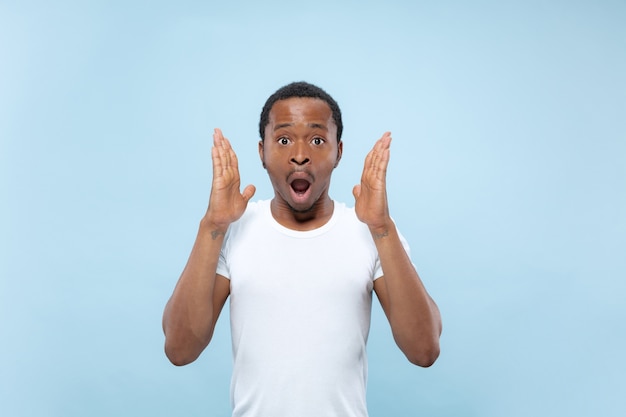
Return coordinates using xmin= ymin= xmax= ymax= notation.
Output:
xmin=311 ymin=137 xmax=325 ymax=146
xmin=278 ymin=136 xmax=290 ymax=145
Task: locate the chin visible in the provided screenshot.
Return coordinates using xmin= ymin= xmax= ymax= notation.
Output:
xmin=287 ymin=201 xmax=316 ymax=214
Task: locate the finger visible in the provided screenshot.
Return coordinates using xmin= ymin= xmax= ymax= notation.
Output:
xmin=380 ymin=131 xmax=392 ymax=145
xmin=365 ymin=132 xmax=391 ymax=167
xmin=212 ymin=129 xmax=225 ymax=163
xmin=361 ymin=148 xmax=390 ymax=186
xmin=363 ymin=142 xmax=386 ymax=175
xmin=242 ymin=184 xmax=256 ymax=202
xmin=352 ymin=184 xmax=361 ymax=200
xmin=374 ymin=132 xmax=392 ymax=156
xmin=372 ymin=133 xmax=391 ymax=173
xmin=374 ymin=148 xmax=390 ymax=182
xmin=212 ymin=139 xmax=235 ymax=186
xmin=213 ymin=128 xmax=237 ymax=171
xmin=213 ymin=128 xmax=226 ymax=150
xmin=211 ymin=142 xmax=224 ymax=178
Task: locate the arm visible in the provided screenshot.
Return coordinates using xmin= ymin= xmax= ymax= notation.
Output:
xmin=353 ymin=132 xmax=442 ymax=367
xmin=162 ymin=128 xmax=255 ymax=366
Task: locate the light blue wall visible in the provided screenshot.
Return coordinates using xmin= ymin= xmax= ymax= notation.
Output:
xmin=2 ymin=1 xmax=624 ymax=416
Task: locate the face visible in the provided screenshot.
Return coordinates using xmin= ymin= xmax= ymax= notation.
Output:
xmin=259 ymin=97 xmax=343 ymax=215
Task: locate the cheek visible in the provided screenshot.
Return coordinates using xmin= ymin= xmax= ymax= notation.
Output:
xmin=263 ymin=145 xmax=285 ymax=159
xmin=322 ymin=152 xmax=340 ymax=167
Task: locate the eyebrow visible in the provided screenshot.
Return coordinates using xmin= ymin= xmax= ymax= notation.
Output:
xmin=273 ymin=123 xmax=328 ymax=131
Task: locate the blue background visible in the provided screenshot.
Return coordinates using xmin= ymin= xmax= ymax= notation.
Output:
xmin=1 ymin=1 xmax=625 ymax=416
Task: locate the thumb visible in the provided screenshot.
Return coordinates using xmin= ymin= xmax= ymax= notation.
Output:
xmin=352 ymin=184 xmax=361 ymax=200
xmin=242 ymin=184 xmax=256 ymax=202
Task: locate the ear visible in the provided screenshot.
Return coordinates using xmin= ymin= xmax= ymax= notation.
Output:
xmin=334 ymin=141 xmax=343 ymax=168
xmin=258 ymin=140 xmax=266 ymax=169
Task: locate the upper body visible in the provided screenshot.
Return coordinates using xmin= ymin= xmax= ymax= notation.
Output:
xmin=219 ymin=199 xmax=396 ymax=416
xmin=162 ymin=82 xmax=442 ymax=416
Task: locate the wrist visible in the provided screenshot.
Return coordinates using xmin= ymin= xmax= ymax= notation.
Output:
xmin=368 ymin=218 xmax=395 ymax=240
xmin=199 ymin=216 xmax=229 ymax=240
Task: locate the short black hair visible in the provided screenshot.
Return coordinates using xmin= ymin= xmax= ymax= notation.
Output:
xmin=259 ymin=81 xmax=343 ymax=142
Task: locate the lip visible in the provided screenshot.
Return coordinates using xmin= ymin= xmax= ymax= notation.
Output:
xmin=287 ymin=170 xmax=314 ymax=185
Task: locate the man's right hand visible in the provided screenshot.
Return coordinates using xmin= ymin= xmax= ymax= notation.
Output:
xmin=204 ymin=128 xmax=256 ymax=233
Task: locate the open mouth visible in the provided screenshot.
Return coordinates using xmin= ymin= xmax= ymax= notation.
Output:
xmin=290 ymin=179 xmax=311 ymax=195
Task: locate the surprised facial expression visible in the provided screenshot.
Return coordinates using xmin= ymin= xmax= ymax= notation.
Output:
xmin=259 ymin=97 xmax=343 ymax=214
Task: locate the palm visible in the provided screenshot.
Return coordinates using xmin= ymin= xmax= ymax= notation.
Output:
xmin=207 ymin=129 xmax=255 ymax=228
xmin=353 ymin=132 xmax=392 ymax=229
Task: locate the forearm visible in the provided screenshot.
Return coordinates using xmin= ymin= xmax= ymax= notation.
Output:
xmin=162 ymin=218 xmax=227 ymax=365
xmin=372 ymin=220 xmax=442 ymax=366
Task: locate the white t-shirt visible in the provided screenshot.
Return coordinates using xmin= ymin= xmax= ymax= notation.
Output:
xmin=217 ymin=200 xmax=407 ymax=417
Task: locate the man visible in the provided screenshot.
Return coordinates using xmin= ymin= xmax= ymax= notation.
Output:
xmin=163 ymin=82 xmax=442 ymax=417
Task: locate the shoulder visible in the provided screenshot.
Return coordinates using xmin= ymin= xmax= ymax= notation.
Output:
xmin=331 ymin=201 xmax=358 ymax=225
xmin=235 ymin=199 xmax=269 ymax=223
xmin=224 ymin=200 xmax=269 ymax=237
xmin=332 ymin=201 xmax=372 ymax=237
xmin=334 ymin=201 xmax=411 ymax=250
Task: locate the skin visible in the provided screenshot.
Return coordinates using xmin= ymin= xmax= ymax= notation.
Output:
xmin=162 ymin=97 xmax=442 ymax=367
xmin=259 ymin=98 xmax=342 ymax=230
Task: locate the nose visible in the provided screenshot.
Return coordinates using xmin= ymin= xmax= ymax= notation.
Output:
xmin=290 ymin=142 xmax=310 ymax=166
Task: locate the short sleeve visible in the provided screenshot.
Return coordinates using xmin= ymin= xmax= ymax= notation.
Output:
xmin=216 ymin=247 xmax=230 ymax=279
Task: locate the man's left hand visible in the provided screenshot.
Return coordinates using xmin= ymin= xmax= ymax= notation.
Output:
xmin=353 ymin=132 xmax=393 ymax=234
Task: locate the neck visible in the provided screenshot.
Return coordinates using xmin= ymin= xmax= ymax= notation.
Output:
xmin=270 ymin=196 xmax=334 ymax=231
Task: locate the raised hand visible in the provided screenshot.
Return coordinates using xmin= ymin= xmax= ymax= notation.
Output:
xmin=205 ymin=128 xmax=256 ymax=231
xmin=353 ymin=132 xmax=392 ymax=233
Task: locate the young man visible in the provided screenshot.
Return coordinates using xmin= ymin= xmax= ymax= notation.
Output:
xmin=163 ymin=82 xmax=442 ymax=417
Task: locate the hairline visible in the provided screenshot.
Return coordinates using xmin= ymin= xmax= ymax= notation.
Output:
xmin=258 ymin=82 xmax=343 ymax=143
